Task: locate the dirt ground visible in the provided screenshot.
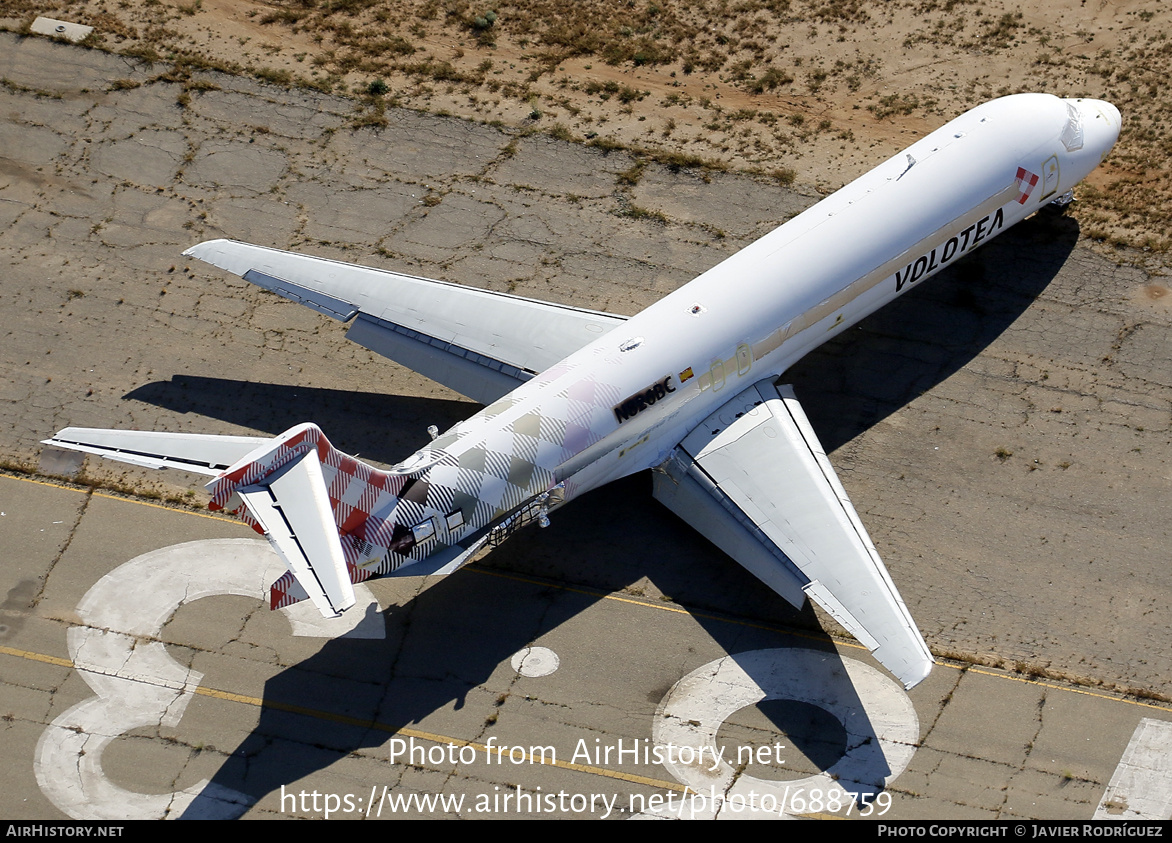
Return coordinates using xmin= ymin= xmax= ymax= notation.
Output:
xmin=1 ymin=0 xmax=1170 ymax=255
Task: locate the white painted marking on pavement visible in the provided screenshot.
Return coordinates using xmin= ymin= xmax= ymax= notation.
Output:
xmin=35 ymin=538 xmax=382 ymax=820
xmin=648 ymin=648 xmax=918 ymax=819
xmin=1094 ymin=718 xmax=1172 ymax=820
xmin=511 ymin=646 xmax=559 ymax=677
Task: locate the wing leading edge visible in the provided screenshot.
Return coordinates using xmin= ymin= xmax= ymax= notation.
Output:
xmin=184 ymin=239 xmax=627 ymax=404
xmin=653 ymin=381 xmax=933 ymax=688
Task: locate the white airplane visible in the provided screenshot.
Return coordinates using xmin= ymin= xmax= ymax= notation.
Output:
xmin=45 ymin=94 xmax=1119 ymax=689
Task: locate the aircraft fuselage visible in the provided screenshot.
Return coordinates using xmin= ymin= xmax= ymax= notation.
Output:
xmin=45 ymin=94 xmax=1121 ymax=682
xmin=412 ymin=94 xmax=1119 ymax=557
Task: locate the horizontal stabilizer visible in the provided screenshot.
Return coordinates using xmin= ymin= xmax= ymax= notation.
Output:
xmin=45 ymin=422 xmax=369 ymax=619
xmin=654 ymin=381 xmax=933 ymax=688
xmin=42 ymin=428 xmax=269 ymax=475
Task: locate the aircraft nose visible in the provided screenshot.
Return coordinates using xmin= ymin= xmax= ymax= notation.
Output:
xmin=1073 ymin=98 xmax=1122 ymax=155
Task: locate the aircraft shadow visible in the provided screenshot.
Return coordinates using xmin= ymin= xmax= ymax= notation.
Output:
xmin=124 ymin=379 xmax=473 ymax=466
xmin=174 ymin=539 xmax=887 ymax=818
xmin=179 ymin=561 xmax=599 ymax=817
xmin=167 ymin=211 xmax=1078 ymax=816
xmin=788 ymin=210 xmax=1081 ymax=452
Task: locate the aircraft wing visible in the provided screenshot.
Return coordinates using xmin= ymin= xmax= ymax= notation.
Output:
xmin=184 ymin=239 xmax=627 ymax=405
xmin=652 ymin=380 xmax=934 ymax=688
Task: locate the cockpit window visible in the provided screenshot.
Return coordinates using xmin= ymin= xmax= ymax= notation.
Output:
xmin=1061 ymin=101 xmax=1084 ymax=152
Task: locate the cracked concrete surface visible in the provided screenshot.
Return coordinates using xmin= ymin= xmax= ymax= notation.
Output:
xmin=2 ymin=484 xmax=1166 ymax=819
xmin=0 ymin=32 xmax=1170 ymax=820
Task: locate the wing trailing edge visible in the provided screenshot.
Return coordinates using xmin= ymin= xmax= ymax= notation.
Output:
xmin=653 ymin=380 xmax=933 ymax=689
xmin=184 ymin=239 xmax=627 ymax=404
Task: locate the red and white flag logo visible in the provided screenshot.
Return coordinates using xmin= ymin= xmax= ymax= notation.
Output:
xmin=1016 ymin=167 xmax=1040 ymax=204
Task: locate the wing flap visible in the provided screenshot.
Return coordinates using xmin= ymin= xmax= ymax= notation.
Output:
xmin=654 ymin=380 xmax=933 ymax=688
xmin=345 ymin=313 xmax=530 ymax=405
xmin=652 ymin=447 xmax=810 ymax=608
xmin=243 ymin=269 xmax=358 ymax=320
xmin=184 ymin=239 xmax=626 ymax=400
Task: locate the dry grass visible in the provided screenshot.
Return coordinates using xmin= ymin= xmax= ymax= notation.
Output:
xmin=1 ymin=0 xmax=1169 ymax=251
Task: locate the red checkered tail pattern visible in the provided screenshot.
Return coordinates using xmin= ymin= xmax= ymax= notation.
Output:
xmin=205 ymin=422 xmax=406 ymax=618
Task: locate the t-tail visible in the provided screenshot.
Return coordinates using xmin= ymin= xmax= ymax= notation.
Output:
xmin=42 ymin=424 xmax=429 ymax=617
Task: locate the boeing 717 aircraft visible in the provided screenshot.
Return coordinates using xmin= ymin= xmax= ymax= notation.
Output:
xmin=45 ymin=94 xmax=1120 ymax=689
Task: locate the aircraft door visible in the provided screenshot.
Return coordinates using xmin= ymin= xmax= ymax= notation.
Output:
xmin=710 ymin=358 xmax=726 ymax=392
xmin=1041 ymin=155 xmax=1060 ymax=202
xmin=736 ymin=343 xmax=752 ymax=377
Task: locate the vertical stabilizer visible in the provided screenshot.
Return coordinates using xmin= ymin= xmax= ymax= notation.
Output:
xmin=206 ymin=423 xmax=401 ymax=617
xmin=44 ymin=422 xmax=409 ymax=618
